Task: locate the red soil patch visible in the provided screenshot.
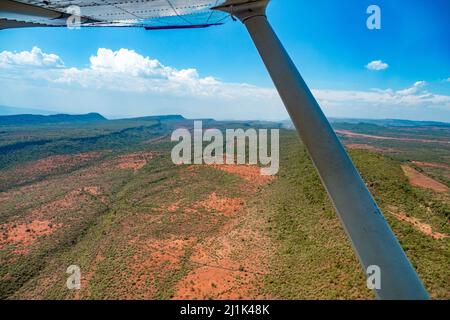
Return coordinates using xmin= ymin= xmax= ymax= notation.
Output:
xmin=345 ymin=143 xmax=393 ymax=153
xmin=155 ymin=201 xmax=181 ymax=213
xmin=336 ymin=130 xmax=449 ymax=144
xmin=166 ymin=203 xmax=180 ymax=212
xmin=193 ymin=192 xmax=244 ymax=217
xmin=14 ymin=152 xmax=102 ymax=176
xmin=0 ymin=220 xmax=61 ymax=253
xmin=0 ymin=193 xmax=10 ymax=203
xmin=144 ymin=237 xmax=190 ymax=267
xmin=82 ymin=186 xmax=101 ymax=196
xmin=29 ymin=189 xmax=88 ymax=218
xmin=115 ymin=152 xmax=156 ymax=172
xmin=129 ymin=239 xmax=183 ymax=273
xmin=172 ymin=212 xmax=270 ymax=300
xmin=166 ymin=161 xmax=274 ymax=299
xmin=173 ymin=266 xmax=252 ymax=300
xmin=387 ymin=207 xmax=448 ymax=240
xmin=210 ymin=164 xmax=276 ymax=185
xmin=0 ymin=190 xmax=88 ymax=252
xmin=185 ymin=155 xmax=276 ymax=185
xmin=80 ymin=186 xmax=108 ymax=203
xmin=411 ymin=161 xmax=450 ymax=170
xmin=125 ymin=236 xmax=196 ymax=298
xmin=171 ymin=190 xmax=270 ymax=300
xmin=401 ymin=165 xmax=449 ymax=193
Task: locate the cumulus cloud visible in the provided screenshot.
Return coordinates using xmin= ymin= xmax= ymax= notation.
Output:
xmin=89 ymin=48 xmax=169 ymax=77
xmin=42 ymin=48 xmax=276 ymax=100
xmin=396 ymin=80 xmax=426 ymax=96
xmin=0 ymin=47 xmax=449 ymax=120
xmin=313 ymin=82 xmax=450 ymax=108
xmin=0 ymin=46 xmax=63 ymax=68
xmin=366 ymin=60 xmax=389 ymax=71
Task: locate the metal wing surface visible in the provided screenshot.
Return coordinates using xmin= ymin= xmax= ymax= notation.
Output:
xmin=0 ymin=0 xmax=235 ymax=29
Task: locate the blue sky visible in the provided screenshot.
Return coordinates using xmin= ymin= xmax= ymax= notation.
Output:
xmin=0 ymin=0 xmax=449 ymax=121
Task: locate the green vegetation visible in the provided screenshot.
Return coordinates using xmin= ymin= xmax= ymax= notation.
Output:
xmin=264 ymin=130 xmax=449 ymax=299
xmin=0 ymin=117 xmax=448 ymax=299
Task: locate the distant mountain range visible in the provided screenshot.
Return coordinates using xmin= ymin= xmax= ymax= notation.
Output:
xmin=281 ymin=118 xmax=449 ymax=129
xmin=0 ymin=113 xmax=107 ymax=125
xmin=126 ymin=115 xmax=186 ymax=121
xmin=0 ymin=111 xmax=191 ymax=126
xmin=329 ymin=118 xmax=450 ymax=127
xmin=1 ymin=105 xmax=448 ymax=128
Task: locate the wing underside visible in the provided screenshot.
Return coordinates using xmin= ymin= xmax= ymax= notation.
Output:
xmin=0 ymin=0 xmax=235 ymax=30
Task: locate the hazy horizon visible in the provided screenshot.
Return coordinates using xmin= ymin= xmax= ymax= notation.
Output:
xmin=1 ymin=104 xmax=450 ymax=125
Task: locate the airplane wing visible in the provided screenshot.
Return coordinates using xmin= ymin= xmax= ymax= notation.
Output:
xmin=0 ymin=0 xmax=232 ymax=30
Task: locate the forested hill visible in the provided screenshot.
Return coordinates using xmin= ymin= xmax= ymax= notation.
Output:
xmin=0 ymin=113 xmax=107 ymax=125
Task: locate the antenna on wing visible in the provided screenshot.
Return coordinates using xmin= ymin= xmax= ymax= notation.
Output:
xmin=230 ymin=5 xmax=237 ymax=22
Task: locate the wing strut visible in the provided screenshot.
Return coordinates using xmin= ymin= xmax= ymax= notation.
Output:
xmin=214 ymin=0 xmax=429 ymax=300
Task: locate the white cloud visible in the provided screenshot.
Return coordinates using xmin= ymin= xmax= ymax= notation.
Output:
xmin=89 ymin=48 xmax=169 ymax=77
xmin=313 ymin=83 xmax=450 ymax=108
xmin=366 ymin=60 xmax=389 ymax=71
xmin=413 ymin=80 xmax=426 ymax=87
xmin=0 ymin=46 xmax=63 ymax=68
xmin=396 ymin=80 xmax=426 ymax=96
xmin=0 ymin=47 xmax=449 ymax=121
xmin=37 ymin=48 xmax=277 ymax=101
